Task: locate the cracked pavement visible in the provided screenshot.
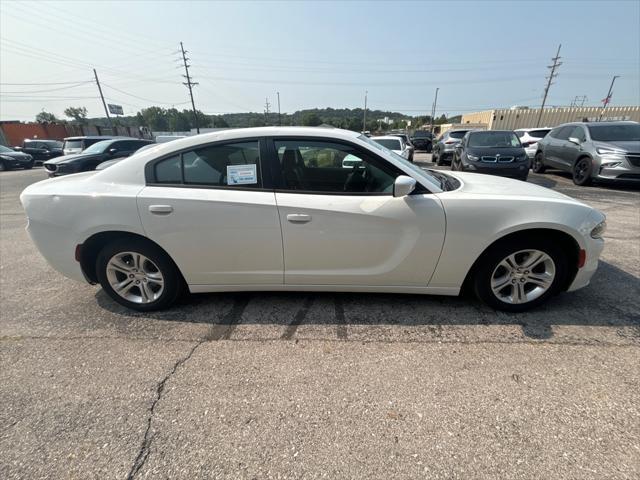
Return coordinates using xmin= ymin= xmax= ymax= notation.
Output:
xmin=1 ymin=157 xmax=639 ymax=479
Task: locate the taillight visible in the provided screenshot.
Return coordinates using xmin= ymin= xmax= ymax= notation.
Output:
xmin=577 ymin=249 xmax=586 ymax=268
xmin=445 ymin=140 xmax=456 ymax=144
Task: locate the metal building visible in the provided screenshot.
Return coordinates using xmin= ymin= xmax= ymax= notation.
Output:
xmin=461 ymin=106 xmax=640 ymax=130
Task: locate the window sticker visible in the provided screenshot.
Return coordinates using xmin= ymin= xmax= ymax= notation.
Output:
xmin=227 ymin=164 xmax=258 ymax=185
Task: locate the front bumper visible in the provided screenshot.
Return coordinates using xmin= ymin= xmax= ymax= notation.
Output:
xmin=594 ymin=158 xmax=640 ymax=182
xmin=1 ymin=157 xmax=33 ymax=168
xmin=462 ymin=161 xmax=529 ymax=178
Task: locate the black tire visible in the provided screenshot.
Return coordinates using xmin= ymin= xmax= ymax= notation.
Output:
xmin=426 ymin=143 xmax=433 ymax=153
xmin=531 ymin=152 xmax=546 ymax=173
xmin=24 ymin=160 xmax=34 ymax=170
xmin=472 ymin=236 xmax=568 ymax=313
xmin=436 ymin=153 xmax=446 ymax=166
xmin=96 ymin=238 xmax=183 ymax=311
xmin=572 ymin=157 xmax=593 ymax=186
xmin=0 ymin=160 xmax=7 ymax=172
xmin=519 ymin=173 xmax=529 ymax=182
xmin=432 ymin=150 xmax=439 ymax=164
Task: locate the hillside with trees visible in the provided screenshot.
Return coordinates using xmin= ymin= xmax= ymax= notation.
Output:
xmin=40 ymin=106 xmax=459 ymax=132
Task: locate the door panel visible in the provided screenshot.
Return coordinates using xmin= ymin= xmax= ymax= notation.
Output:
xmin=275 ymin=192 xmax=446 ymax=286
xmin=138 ymin=186 xmax=283 ymax=285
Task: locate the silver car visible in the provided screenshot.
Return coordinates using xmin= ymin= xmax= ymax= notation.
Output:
xmin=532 ymin=121 xmax=640 ymax=185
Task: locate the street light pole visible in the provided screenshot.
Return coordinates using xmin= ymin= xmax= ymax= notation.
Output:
xmin=430 ymin=87 xmax=439 ymax=133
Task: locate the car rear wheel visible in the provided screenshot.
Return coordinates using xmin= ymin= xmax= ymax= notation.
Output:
xmin=531 ymin=152 xmax=546 ymax=173
xmin=472 ymin=237 xmax=567 ymax=312
xmin=572 ymin=157 xmax=593 ymax=186
xmin=24 ymin=160 xmax=34 ymax=170
xmin=96 ymin=238 xmax=182 ymax=311
xmin=0 ymin=160 xmax=7 ymax=172
xmin=436 ymin=152 xmax=446 ymax=166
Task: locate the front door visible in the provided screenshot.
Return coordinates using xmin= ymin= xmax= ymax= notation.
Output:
xmin=137 ymin=139 xmax=283 ymax=286
xmin=270 ymin=138 xmax=446 ymax=286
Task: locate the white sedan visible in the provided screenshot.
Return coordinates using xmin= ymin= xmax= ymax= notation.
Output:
xmin=371 ymin=135 xmax=412 ymax=161
xmin=20 ymin=127 xmax=605 ymax=312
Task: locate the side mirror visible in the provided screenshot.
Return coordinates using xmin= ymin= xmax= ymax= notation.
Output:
xmin=393 ymin=175 xmax=416 ymax=198
xmin=108 ymin=148 xmax=118 ymax=156
xmin=568 ymin=137 xmax=581 ymax=145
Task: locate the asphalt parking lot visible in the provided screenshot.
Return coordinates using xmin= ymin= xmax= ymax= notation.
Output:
xmin=1 ymin=157 xmax=639 ymax=479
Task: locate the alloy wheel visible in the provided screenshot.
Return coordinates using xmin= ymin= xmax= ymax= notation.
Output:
xmin=573 ymin=158 xmax=591 ymax=184
xmin=490 ymin=249 xmax=556 ymax=304
xmin=105 ymin=251 xmax=165 ymax=304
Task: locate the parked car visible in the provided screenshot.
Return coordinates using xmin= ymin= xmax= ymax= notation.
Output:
xmin=371 ymin=135 xmax=412 ymax=161
xmin=21 ymin=127 xmax=605 ymax=313
xmin=514 ymin=128 xmax=551 ymax=163
xmin=62 ymin=136 xmax=115 ymax=156
xmin=0 ymin=145 xmax=34 ymax=171
xmin=532 ymin=121 xmax=640 ymax=186
xmin=96 ymin=143 xmax=159 ymax=170
xmin=44 ymin=138 xmax=154 ymax=177
xmin=411 ymin=131 xmax=434 ymax=152
xmin=14 ymin=139 xmax=63 ymax=164
xmin=388 ymin=133 xmax=415 ymax=161
xmin=452 ymin=130 xmax=529 ymax=181
xmin=432 ymin=130 xmax=471 ymax=165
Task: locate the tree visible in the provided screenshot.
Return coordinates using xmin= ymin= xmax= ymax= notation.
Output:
xmin=35 ymin=111 xmax=57 ymax=123
xmin=63 ymin=106 xmax=88 ymax=124
xmin=138 ymin=107 xmax=169 ymax=131
xmin=301 ymin=112 xmax=322 ymax=126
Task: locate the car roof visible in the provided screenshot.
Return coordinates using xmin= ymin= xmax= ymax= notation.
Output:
xmin=63 ymin=136 xmax=121 ymax=140
xmin=371 ymin=135 xmax=403 ymax=141
xmin=514 ymin=128 xmax=551 ymax=132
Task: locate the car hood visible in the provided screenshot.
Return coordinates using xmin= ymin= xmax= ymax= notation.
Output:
xmin=445 ymin=171 xmax=582 ymax=203
xmin=0 ymin=151 xmax=31 ymax=159
xmin=597 ymin=140 xmax=640 ymax=152
xmin=466 ymin=146 xmax=525 ymax=156
xmin=43 ymin=152 xmax=102 ymax=165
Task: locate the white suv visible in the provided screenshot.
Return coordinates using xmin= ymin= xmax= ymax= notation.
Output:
xmin=515 ymin=128 xmax=551 ymax=162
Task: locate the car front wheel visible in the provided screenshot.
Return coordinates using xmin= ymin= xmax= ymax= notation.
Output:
xmin=572 ymin=157 xmax=593 ymax=186
xmin=532 ymin=152 xmax=546 ymax=173
xmin=472 ymin=237 xmax=567 ymax=312
xmin=96 ymin=238 xmax=183 ymax=311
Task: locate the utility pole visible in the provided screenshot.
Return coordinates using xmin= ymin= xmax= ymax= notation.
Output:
xmin=599 ymin=75 xmax=620 ymax=121
xmin=536 ymin=44 xmax=562 ymax=127
xmin=277 ymin=92 xmax=281 ymax=126
xmin=264 ymin=98 xmax=271 ymax=125
xmin=93 ymin=68 xmax=112 ymax=129
xmin=180 ymin=41 xmax=199 ymax=134
xmin=430 ymin=87 xmax=439 ymax=133
xmin=362 ymin=90 xmax=368 ymax=132
xmin=570 ymin=95 xmax=587 ymax=107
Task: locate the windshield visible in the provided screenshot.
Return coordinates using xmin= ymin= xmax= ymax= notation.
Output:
xmin=358 ymin=135 xmax=441 ymax=191
xmin=0 ymin=145 xmax=13 ymax=153
xmin=81 ymin=140 xmax=112 ymax=154
xmin=528 ymin=129 xmax=550 ymax=139
xmin=468 ymin=131 xmax=521 ymax=148
xmin=588 ymin=124 xmax=640 ymax=142
xmin=373 ymin=138 xmax=402 ymax=150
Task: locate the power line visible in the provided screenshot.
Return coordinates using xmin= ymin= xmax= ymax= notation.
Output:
xmin=536 ymin=44 xmax=562 ymax=127
xmin=180 ymin=42 xmax=200 ymax=134
xmin=0 ymin=82 xmax=94 ymax=94
xmin=100 ymin=82 xmax=189 ymax=106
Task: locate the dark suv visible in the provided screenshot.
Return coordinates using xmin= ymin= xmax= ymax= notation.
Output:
xmin=410 ymin=131 xmax=434 ymax=152
xmin=44 ymin=138 xmax=153 ymax=176
xmin=15 ymin=139 xmax=63 ymax=164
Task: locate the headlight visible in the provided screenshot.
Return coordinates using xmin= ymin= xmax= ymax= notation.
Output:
xmin=596 ymin=147 xmax=625 ymax=155
xmin=590 ymin=220 xmax=607 ymax=239
xmin=467 ymin=154 xmax=479 ymax=161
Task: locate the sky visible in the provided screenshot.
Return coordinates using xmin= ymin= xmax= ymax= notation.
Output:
xmin=1 ymin=0 xmax=639 ymax=121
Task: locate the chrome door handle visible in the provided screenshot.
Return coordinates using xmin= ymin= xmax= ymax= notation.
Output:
xmin=286 ymin=213 xmax=311 ymax=223
xmin=149 ymin=205 xmax=173 ymax=215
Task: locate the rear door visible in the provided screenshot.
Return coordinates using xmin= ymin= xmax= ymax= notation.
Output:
xmin=269 ymin=137 xmax=446 ymax=287
xmin=137 ymin=138 xmax=283 ymax=286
